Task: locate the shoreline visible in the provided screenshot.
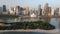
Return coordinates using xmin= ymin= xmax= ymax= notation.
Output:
xmin=0 ymin=29 xmax=59 ymax=33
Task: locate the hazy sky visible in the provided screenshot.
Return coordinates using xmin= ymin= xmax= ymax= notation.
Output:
xmin=0 ymin=0 xmax=60 ymax=8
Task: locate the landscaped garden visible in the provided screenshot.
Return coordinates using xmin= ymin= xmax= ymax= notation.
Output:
xmin=0 ymin=20 xmax=55 ymax=30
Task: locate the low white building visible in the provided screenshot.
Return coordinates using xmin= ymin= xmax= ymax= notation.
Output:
xmin=30 ymin=13 xmax=37 ymax=18
xmin=8 ymin=7 xmax=15 ymax=15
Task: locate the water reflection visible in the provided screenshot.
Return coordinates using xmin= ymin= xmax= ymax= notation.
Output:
xmin=23 ymin=17 xmax=40 ymax=22
xmin=0 ymin=18 xmax=19 ymax=23
xmin=57 ymin=18 xmax=60 ymax=29
xmin=0 ymin=32 xmax=49 ymax=34
xmin=40 ymin=17 xmax=51 ymax=23
xmin=50 ymin=18 xmax=59 ymax=29
xmin=0 ymin=17 xmax=59 ymax=29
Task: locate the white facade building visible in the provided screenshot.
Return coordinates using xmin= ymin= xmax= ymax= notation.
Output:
xmin=51 ymin=8 xmax=54 ymax=16
xmin=59 ymin=7 xmax=60 ymax=16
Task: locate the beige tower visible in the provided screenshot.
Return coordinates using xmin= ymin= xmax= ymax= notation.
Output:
xmin=43 ymin=3 xmax=52 ymax=17
xmin=59 ymin=7 xmax=60 ymax=16
xmin=43 ymin=3 xmax=49 ymax=16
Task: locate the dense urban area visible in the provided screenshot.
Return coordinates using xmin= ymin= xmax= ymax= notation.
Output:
xmin=0 ymin=3 xmax=60 ymax=30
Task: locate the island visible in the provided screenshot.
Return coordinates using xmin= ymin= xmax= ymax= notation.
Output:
xmin=0 ymin=20 xmax=55 ymax=30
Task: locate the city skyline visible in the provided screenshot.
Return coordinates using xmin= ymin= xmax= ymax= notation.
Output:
xmin=0 ymin=0 xmax=60 ymax=9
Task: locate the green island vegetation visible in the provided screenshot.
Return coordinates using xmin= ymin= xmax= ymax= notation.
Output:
xmin=0 ymin=20 xmax=55 ymax=30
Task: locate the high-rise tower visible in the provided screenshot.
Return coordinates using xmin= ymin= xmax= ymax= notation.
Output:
xmin=3 ymin=5 xmax=6 ymax=12
xmin=38 ymin=4 xmax=42 ymax=16
xmin=43 ymin=3 xmax=51 ymax=16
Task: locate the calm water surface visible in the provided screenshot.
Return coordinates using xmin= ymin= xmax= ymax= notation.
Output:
xmin=0 ymin=18 xmax=60 ymax=34
xmin=0 ymin=32 xmax=51 ymax=34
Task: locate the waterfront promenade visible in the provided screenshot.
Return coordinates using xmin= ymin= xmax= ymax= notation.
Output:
xmin=0 ymin=29 xmax=59 ymax=34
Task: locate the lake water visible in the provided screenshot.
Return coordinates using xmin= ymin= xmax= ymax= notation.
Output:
xmin=0 ymin=32 xmax=52 ymax=34
xmin=0 ymin=18 xmax=60 ymax=34
xmin=1 ymin=31 xmax=59 ymax=34
xmin=50 ymin=18 xmax=59 ymax=29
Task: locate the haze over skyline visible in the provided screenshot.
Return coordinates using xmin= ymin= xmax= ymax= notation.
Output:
xmin=0 ymin=0 xmax=60 ymax=8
